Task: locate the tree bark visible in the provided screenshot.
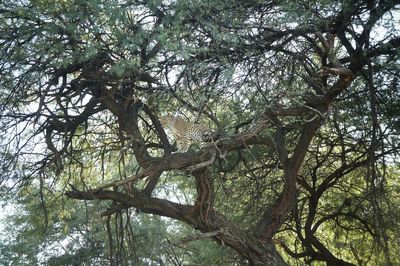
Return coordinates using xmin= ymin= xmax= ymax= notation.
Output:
xmin=66 ymin=34 xmax=353 ymax=265
xmin=66 ymin=185 xmax=288 ymax=265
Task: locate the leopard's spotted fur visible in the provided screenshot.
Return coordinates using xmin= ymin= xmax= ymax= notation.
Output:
xmin=159 ymin=116 xmax=210 ymax=152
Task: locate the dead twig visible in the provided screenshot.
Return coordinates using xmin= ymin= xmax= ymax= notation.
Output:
xmin=174 ymin=229 xmax=224 ymax=246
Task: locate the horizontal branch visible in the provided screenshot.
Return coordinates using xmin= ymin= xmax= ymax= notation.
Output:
xmin=91 ymin=171 xmax=150 ymax=191
xmin=66 ymin=186 xmax=194 ymax=222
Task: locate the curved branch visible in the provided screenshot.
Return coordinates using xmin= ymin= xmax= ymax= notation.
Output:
xmin=66 ymin=187 xmax=194 ymax=222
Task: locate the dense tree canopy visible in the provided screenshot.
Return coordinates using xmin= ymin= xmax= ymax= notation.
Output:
xmin=1 ymin=0 xmax=399 ymax=265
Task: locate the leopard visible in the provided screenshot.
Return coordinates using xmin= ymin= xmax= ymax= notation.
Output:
xmin=159 ymin=116 xmax=210 ymax=152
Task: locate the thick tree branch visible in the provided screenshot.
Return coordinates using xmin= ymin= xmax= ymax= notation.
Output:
xmin=66 ymin=187 xmax=196 ymax=221
xmin=253 ymin=34 xmax=353 ymax=240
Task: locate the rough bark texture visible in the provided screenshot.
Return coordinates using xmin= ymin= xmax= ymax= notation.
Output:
xmin=2 ymin=0 xmax=399 ymax=264
xmin=66 ymin=37 xmax=353 ymax=263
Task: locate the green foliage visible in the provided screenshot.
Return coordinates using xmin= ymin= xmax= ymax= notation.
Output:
xmin=0 ymin=186 xmax=238 ymax=265
xmin=0 ymin=184 xmax=107 ymax=265
xmin=1 ymin=0 xmax=399 ymax=265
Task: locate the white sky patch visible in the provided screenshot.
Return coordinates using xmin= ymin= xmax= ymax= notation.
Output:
xmin=0 ymin=200 xmax=20 ymax=241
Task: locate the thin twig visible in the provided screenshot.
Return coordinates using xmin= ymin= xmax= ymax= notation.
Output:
xmin=185 ymin=150 xmax=217 ymax=173
xmin=174 ymin=229 xmax=224 ymax=246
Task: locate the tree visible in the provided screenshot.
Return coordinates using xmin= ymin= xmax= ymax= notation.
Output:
xmin=1 ymin=0 xmax=399 ymax=265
